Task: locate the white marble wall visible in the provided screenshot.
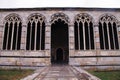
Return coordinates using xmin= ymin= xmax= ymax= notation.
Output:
xmin=0 ymin=8 xmax=120 ymax=70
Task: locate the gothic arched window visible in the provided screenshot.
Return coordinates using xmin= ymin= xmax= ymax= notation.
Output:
xmin=99 ymin=14 xmax=119 ymax=50
xmin=26 ymin=14 xmax=45 ymax=50
xmin=74 ymin=13 xmax=95 ymax=50
xmin=3 ymin=14 xmax=22 ymax=50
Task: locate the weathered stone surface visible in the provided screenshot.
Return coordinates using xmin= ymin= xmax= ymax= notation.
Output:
xmin=98 ymin=51 xmax=120 ymax=56
xmin=97 ymin=57 xmax=120 ymax=65
xmin=45 ymin=37 xmax=50 ymax=44
xmin=74 ymin=51 xmax=96 ymax=56
xmin=21 ymin=66 xmax=101 ymax=80
xmin=46 ymin=32 xmax=50 ymax=37
xmin=70 ymin=58 xmax=97 ymax=65
xmin=0 ymin=8 xmax=120 ymax=70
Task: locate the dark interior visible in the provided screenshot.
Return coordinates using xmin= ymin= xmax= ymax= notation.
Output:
xmin=56 ymin=48 xmax=64 ymax=63
xmin=51 ymin=19 xmax=69 ymax=64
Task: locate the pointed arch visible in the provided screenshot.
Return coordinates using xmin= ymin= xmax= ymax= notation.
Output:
xmin=26 ymin=13 xmax=46 ymax=50
xmin=74 ymin=13 xmax=95 ymax=50
xmin=3 ymin=13 xmax=22 ymax=50
xmin=50 ymin=13 xmax=69 ymax=64
xmin=98 ymin=14 xmax=119 ymax=50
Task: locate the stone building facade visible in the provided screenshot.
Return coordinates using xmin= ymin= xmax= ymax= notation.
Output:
xmin=0 ymin=8 xmax=120 ymax=70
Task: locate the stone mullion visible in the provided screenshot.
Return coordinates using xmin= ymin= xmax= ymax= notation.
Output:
xmin=111 ymin=22 xmax=116 ymax=49
xmin=77 ymin=22 xmax=80 ymax=50
xmin=106 ymin=22 xmax=111 ymax=50
xmin=101 ymin=22 xmax=105 ymax=50
xmin=83 ymin=22 xmax=86 ymax=50
xmin=15 ymin=22 xmax=19 ymax=50
xmin=10 ymin=22 xmax=15 ymax=50
xmin=29 ymin=22 xmax=32 ymax=50
xmin=34 ymin=21 xmax=37 ymax=50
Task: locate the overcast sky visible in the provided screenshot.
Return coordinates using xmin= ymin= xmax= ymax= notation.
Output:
xmin=0 ymin=0 xmax=120 ymax=8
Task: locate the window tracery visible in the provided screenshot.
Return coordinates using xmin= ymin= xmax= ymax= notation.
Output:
xmin=26 ymin=13 xmax=45 ymax=50
xmin=74 ymin=13 xmax=95 ymax=50
xmin=3 ymin=14 xmax=22 ymax=50
xmin=99 ymin=14 xmax=119 ymax=50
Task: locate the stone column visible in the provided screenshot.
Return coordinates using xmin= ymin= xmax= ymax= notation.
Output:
xmin=21 ymin=25 xmax=27 ymax=50
xmin=0 ymin=25 xmax=3 ymax=50
xmin=94 ymin=24 xmax=100 ymax=50
xmin=69 ymin=23 xmax=75 ymax=56
xmin=45 ymin=23 xmax=51 ymax=65
xmin=118 ymin=25 xmax=120 ymax=50
xmin=69 ymin=20 xmax=77 ymax=65
xmin=94 ymin=23 xmax=100 ymax=66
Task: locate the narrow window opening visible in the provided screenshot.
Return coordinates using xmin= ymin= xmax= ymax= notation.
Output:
xmin=7 ymin=22 xmax=13 ymax=50
xmin=99 ymin=22 xmax=104 ymax=49
xmin=3 ymin=22 xmax=8 ymax=50
xmin=36 ymin=21 xmax=40 ymax=50
xmin=41 ymin=22 xmax=45 ymax=50
xmin=90 ymin=22 xmax=94 ymax=49
xmin=108 ymin=22 xmax=114 ymax=49
xmin=17 ymin=22 xmax=22 ymax=50
xmin=103 ymin=22 xmax=109 ymax=49
xmin=85 ymin=22 xmax=89 ymax=50
xmin=31 ymin=22 xmax=35 ymax=50
xmin=74 ymin=21 xmax=79 ymax=50
xmin=113 ymin=22 xmax=119 ymax=49
xmin=26 ymin=22 xmax=31 ymax=50
xmin=12 ymin=22 xmax=17 ymax=50
xmin=79 ymin=21 xmax=84 ymax=50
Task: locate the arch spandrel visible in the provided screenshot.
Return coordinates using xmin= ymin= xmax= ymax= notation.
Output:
xmin=50 ymin=13 xmax=70 ymax=24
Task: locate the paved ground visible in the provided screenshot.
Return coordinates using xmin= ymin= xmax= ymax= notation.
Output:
xmin=21 ymin=65 xmax=101 ymax=80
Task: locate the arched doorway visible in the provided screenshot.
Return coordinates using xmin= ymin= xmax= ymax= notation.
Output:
xmin=51 ymin=17 xmax=69 ymax=64
xmin=56 ymin=48 xmax=64 ymax=63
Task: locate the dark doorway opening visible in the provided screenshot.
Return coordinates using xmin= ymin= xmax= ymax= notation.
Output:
xmin=51 ymin=19 xmax=69 ymax=64
xmin=56 ymin=48 xmax=64 ymax=63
